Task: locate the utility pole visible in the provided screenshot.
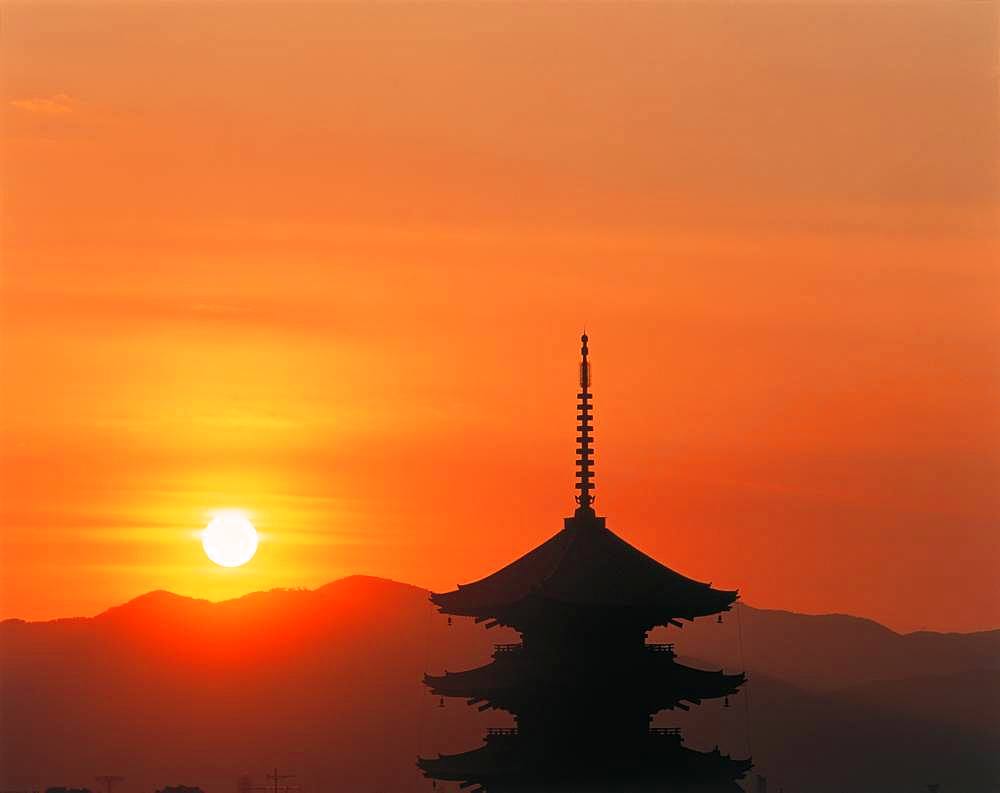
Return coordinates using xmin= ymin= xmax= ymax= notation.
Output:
xmin=264 ymin=769 xmax=297 ymax=793
xmin=96 ymin=776 xmax=124 ymax=793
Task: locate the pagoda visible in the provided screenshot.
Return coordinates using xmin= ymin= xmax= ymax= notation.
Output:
xmin=418 ymin=334 xmax=750 ymax=793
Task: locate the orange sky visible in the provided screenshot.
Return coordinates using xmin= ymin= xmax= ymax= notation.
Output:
xmin=2 ymin=2 xmax=998 ymax=632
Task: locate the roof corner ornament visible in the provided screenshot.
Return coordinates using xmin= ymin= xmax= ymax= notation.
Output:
xmin=575 ymin=332 xmax=595 ymax=516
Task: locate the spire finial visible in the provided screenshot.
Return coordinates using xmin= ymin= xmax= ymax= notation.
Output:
xmin=575 ymin=333 xmax=595 ymax=515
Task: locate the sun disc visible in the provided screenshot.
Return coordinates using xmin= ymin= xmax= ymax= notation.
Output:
xmin=201 ymin=511 xmax=258 ymax=567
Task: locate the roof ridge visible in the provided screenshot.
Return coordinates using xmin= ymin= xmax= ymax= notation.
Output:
xmin=536 ymin=520 xmax=589 ymax=592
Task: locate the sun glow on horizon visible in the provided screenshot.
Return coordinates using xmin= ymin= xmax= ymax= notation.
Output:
xmin=201 ymin=510 xmax=259 ymax=568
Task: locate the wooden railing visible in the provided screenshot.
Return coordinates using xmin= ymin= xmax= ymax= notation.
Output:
xmin=493 ymin=643 xmax=523 ymax=655
xmin=486 ymin=727 xmax=518 ymax=737
xmin=649 ymin=727 xmax=682 ymax=737
xmin=646 ymin=643 xmax=675 ymax=654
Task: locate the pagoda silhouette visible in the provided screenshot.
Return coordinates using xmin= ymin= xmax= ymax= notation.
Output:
xmin=418 ymin=334 xmax=751 ymax=793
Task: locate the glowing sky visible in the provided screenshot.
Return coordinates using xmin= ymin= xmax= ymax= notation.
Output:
xmin=2 ymin=2 xmax=997 ymax=631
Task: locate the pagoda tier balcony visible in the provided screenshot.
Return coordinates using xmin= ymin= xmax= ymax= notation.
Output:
xmin=417 ymin=731 xmax=751 ymax=789
xmin=486 ymin=727 xmax=519 ymax=741
xmin=424 ymin=647 xmax=743 ymax=714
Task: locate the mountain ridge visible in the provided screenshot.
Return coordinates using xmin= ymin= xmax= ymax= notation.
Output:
xmin=2 ymin=574 xmax=997 ymax=793
xmin=4 ymin=574 xmax=995 ymax=640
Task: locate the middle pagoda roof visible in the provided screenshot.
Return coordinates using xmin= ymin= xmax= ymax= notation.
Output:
xmin=430 ymin=511 xmax=737 ymax=622
xmin=424 ymin=643 xmax=746 ymax=710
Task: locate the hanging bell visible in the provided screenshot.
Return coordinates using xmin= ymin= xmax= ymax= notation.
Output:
xmin=447 ymin=616 xmax=452 ymax=627
xmin=432 ymin=782 xmax=436 ymax=790
xmin=723 ymin=696 xmax=730 ymax=708
xmin=439 ymin=696 xmax=445 ymax=708
xmin=717 ymin=614 xmax=723 ymax=624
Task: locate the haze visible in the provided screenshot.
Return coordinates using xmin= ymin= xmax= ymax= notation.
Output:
xmin=1 ymin=2 xmax=997 ymax=632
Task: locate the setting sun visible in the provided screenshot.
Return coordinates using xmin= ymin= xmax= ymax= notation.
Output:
xmin=201 ymin=511 xmax=259 ymax=568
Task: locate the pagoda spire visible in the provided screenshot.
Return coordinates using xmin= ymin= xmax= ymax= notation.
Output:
xmin=575 ymin=333 xmax=595 ymax=516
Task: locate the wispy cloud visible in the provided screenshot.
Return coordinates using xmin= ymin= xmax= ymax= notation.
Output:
xmin=9 ymin=93 xmax=76 ymax=115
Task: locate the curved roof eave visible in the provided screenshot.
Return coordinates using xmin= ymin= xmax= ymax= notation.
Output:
xmin=429 ymin=523 xmax=739 ymax=619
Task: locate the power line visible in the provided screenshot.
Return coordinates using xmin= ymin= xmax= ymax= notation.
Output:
xmin=736 ymin=601 xmax=754 ymax=757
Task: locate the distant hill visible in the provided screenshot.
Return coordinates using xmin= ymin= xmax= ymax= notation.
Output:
xmin=657 ymin=605 xmax=1000 ymax=691
xmin=2 ymin=576 xmax=997 ymax=793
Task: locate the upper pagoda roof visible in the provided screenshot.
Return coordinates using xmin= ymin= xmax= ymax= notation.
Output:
xmin=430 ymin=511 xmax=737 ymax=621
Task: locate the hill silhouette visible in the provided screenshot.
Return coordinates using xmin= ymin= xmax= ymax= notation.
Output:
xmin=2 ymin=576 xmax=997 ymax=793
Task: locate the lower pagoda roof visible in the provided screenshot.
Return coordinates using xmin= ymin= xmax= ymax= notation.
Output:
xmin=418 ymin=730 xmax=751 ymax=788
xmin=430 ymin=510 xmax=737 ymax=622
